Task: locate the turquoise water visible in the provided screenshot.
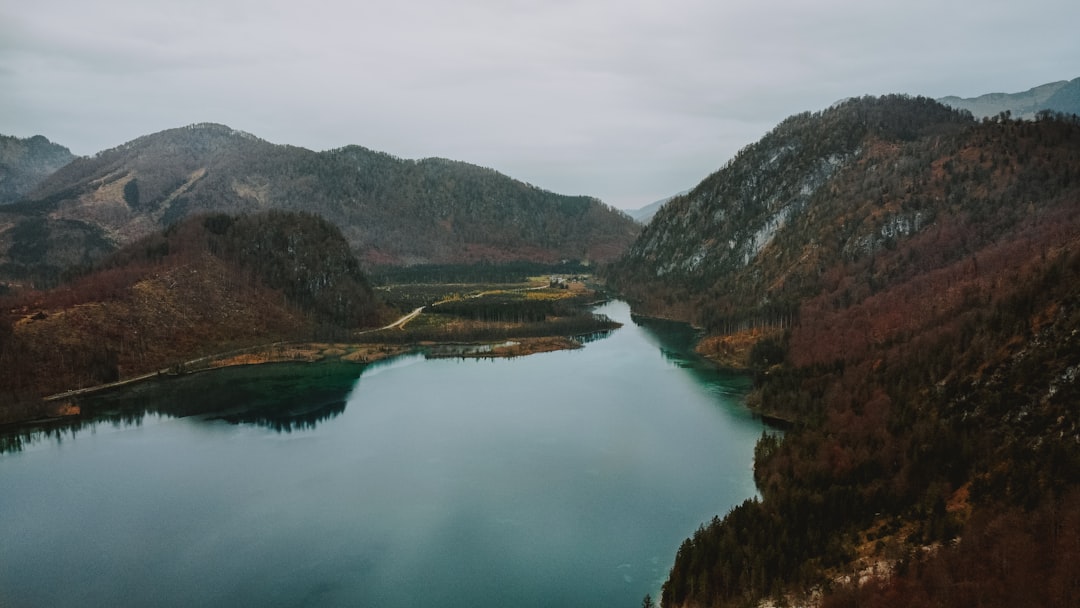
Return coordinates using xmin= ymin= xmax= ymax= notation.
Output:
xmin=0 ymin=301 xmax=764 ymax=607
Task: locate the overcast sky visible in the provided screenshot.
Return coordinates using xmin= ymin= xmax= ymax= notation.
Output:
xmin=2 ymin=0 xmax=1078 ymax=209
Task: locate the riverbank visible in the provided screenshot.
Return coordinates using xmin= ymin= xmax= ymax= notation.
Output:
xmin=3 ymin=291 xmax=622 ymax=428
xmin=5 ymin=333 xmax=594 ymax=428
xmin=0 ymin=299 xmax=766 ymax=608
xmin=426 ymin=336 xmax=583 ymax=359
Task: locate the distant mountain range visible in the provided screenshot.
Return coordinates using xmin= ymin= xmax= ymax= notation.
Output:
xmin=0 ymin=124 xmax=639 ymax=285
xmin=625 ymin=191 xmax=687 ymax=224
xmin=938 ymin=76 xmax=1080 ymax=119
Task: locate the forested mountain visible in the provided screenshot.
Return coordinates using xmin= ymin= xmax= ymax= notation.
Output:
xmin=938 ymin=76 xmax=1080 ymax=120
xmin=610 ymin=95 xmax=976 ymax=326
xmin=0 ymin=134 xmax=76 ymax=204
xmin=0 ymin=123 xmax=639 ymax=286
xmin=0 ymin=210 xmax=385 ymax=423
xmin=609 ymin=95 xmax=1080 ymax=607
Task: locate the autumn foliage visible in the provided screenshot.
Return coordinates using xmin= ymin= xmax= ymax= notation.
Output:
xmin=0 ymin=211 xmax=385 ymax=422
xmin=609 ymin=98 xmax=1080 ymax=607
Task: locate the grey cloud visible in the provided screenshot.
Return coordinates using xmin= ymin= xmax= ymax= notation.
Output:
xmin=2 ymin=0 xmax=1078 ymax=209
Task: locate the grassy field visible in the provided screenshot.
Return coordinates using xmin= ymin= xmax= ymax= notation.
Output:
xmin=363 ymin=277 xmax=617 ymax=344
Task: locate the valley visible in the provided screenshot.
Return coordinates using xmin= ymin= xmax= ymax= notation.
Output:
xmin=2 ymin=88 xmax=1080 ymax=608
xmin=1 ymin=244 xmax=617 ymax=425
xmin=0 ymin=300 xmax=765 ymax=608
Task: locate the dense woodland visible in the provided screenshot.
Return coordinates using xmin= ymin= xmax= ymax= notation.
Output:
xmin=0 ymin=210 xmax=385 ymax=423
xmin=369 ymin=260 xmax=591 ymax=285
xmin=609 ymin=97 xmax=1080 ymax=607
xmin=0 ymin=134 xmax=75 ymax=204
xmin=0 ymin=124 xmax=638 ymax=288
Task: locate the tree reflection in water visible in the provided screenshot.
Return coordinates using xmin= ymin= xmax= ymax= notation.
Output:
xmin=0 ymin=361 xmax=365 ymax=453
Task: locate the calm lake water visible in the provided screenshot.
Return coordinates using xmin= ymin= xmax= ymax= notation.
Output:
xmin=0 ymin=301 xmax=765 ymax=608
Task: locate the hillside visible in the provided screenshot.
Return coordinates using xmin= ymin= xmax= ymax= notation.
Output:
xmin=608 ymin=96 xmax=1080 ymax=607
xmin=0 ymin=124 xmax=639 ymax=286
xmin=938 ymin=77 xmax=1080 ymax=119
xmin=0 ymin=213 xmax=114 ymax=289
xmin=0 ymin=210 xmax=385 ymax=423
xmin=610 ymin=95 xmax=977 ymax=325
xmin=0 ymin=134 xmax=76 ymax=204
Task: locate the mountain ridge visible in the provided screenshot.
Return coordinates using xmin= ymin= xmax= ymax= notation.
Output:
xmin=938 ymin=76 xmax=1080 ymax=119
xmin=610 ymin=95 xmax=976 ymax=324
xmin=1 ymin=123 xmax=639 ymax=286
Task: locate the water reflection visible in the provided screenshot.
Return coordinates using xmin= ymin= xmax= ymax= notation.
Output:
xmin=1 ymin=310 xmax=752 ymax=455
xmin=631 ymin=313 xmax=704 ymax=356
xmin=575 ymin=328 xmax=616 ymax=345
xmin=213 ymin=398 xmax=348 ymax=433
xmin=631 ymin=313 xmax=753 ymax=396
xmin=0 ymin=300 xmax=768 ymax=608
xmin=1 ymin=361 xmax=366 ymax=453
xmin=0 ymin=326 xmax=626 ymax=454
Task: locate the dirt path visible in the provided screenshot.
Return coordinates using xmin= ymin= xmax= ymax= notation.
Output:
xmin=371 ymin=306 xmax=424 ymax=332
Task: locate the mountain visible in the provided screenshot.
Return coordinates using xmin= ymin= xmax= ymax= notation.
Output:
xmin=0 ymin=210 xmax=385 ymax=422
xmin=609 ymin=95 xmax=1080 ymax=607
xmin=610 ymin=95 xmax=977 ymax=324
xmin=1 ymin=123 xmax=639 ymax=285
xmin=1043 ymin=76 xmax=1080 ymax=116
xmin=0 ymin=134 xmax=76 ymax=204
xmin=626 ymin=191 xmax=686 ymax=224
xmin=938 ymin=77 xmax=1080 ymax=119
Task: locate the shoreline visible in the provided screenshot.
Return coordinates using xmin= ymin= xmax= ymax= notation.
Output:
xmin=12 ymin=334 xmax=593 ymax=428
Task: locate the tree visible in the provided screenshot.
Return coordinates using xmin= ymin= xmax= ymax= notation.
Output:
xmin=749 ymin=337 xmax=786 ymax=368
xmin=123 ymin=178 xmax=140 ymax=207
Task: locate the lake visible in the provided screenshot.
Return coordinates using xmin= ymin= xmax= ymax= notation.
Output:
xmin=0 ymin=300 xmax=766 ymax=607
